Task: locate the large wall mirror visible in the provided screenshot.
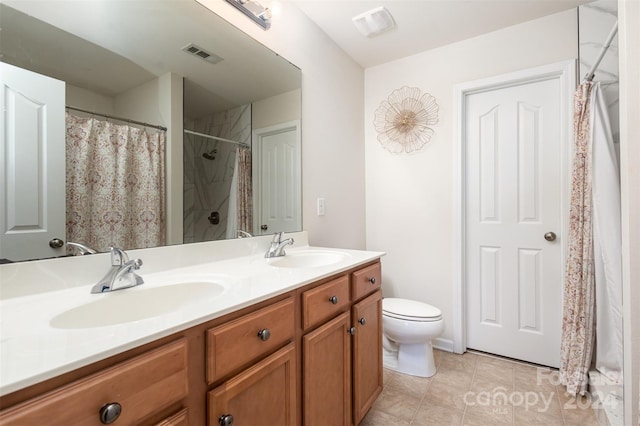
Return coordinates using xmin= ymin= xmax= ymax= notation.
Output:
xmin=0 ymin=0 xmax=302 ymax=262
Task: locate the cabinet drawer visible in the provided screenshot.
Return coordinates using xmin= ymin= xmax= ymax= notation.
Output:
xmin=302 ymin=275 xmax=350 ymax=330
xmin=207 ymin=297 xmax=295 ymax=384
xmin=351 ymin=262 xmax=381 ymax=301
xmin=0 ymin=339 xmax=188 ymax=426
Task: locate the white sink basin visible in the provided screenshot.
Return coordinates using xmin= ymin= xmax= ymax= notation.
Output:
xmin=268 ymin=250 xmax=349 ymax=269
xmin=50 ymin=281 xmax=225 ymax=329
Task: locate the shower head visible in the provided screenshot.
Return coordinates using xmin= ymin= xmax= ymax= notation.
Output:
xmin=202 ymin=149 xmax=217 ymax=160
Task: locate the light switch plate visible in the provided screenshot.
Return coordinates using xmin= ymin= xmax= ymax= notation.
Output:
xmin=317 ymin=198 xmax=325 ymax=216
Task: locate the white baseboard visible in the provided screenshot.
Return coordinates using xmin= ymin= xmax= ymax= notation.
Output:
xmin=433 ymin=337 xmax=454 ymax=352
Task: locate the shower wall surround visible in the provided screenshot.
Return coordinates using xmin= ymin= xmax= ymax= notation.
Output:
xmin=183 ymin=105 xmax=251 ymax=243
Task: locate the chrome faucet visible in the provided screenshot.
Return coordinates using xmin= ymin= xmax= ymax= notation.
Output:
xmin=67 ymin=241 xmax=98 ymax=255
xmin=91 ymin=247 xmax=144 ymax=293
xmin=236 ymin=230 xmax=253 ymax=238
xmin=265 ymin=232 xmax=294 ymax=258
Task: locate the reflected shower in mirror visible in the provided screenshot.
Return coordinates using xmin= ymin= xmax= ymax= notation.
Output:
xmin=0 ymin=1 xmax=301 ymax=262
xmin=183 ymin=104 xmax=252 ymax=243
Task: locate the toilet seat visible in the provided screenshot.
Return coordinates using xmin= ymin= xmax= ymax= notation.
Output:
xmin=383 ymin=298 xmax=442 ymax=322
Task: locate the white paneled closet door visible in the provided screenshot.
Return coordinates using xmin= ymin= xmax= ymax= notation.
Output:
xmin=465 ymin=76 xmax=563 ymax=368
xmin=0 ymin=63 xmax=66 ymax=262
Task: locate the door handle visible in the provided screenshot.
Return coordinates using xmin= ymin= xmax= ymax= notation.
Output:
xmin=49 ymin=238 xmax=64 ymax=248
xmin=544 ymin=232 xmax=557 ymax=242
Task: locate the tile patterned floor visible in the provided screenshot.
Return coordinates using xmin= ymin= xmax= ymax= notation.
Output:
xmin=361 ymin=350 xmax=602 ymax=426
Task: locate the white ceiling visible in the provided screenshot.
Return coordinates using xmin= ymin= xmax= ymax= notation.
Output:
xmin=290 ymin=0 xmax=591 ymax=68
xmin=1 ymin=0 xmax=592 ymax=117
xmin=1 ymin=0 xmax=301 ymax=118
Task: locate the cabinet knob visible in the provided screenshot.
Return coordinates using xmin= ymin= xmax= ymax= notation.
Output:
xmin=329 ymin=295 xmax=339 ymax=305
xmin=358 ymin=317 xmax=366 ymax=325
xmin=257 ymin=329 xmax=271 ymax=341
xmin=99 ymin=402 xmax=122 ymax=424
xmin=347 ymin=327 xmax=356 ymax=335
xmin=219 ymin=414 xmax=234 ymax=426
xmin=369 ymin=277 xmax=376 ymax=284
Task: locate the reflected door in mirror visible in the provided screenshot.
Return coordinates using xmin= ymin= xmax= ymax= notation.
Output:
xmin=0 ymin=63 xmax=66 ymax=262
xmin=254 ymin=121 xmax=301 ymax=236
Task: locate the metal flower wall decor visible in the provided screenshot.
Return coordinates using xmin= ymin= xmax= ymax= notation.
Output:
xmin=374 ymin=86 xmax=439 ymax=153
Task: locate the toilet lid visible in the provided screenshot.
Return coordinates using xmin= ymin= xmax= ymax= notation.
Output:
xmin=382 ymin=298 xmax=442 ymax=321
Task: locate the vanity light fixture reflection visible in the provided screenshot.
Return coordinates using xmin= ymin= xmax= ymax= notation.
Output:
xmin=223 ymin=0 xmax=272 ymax=30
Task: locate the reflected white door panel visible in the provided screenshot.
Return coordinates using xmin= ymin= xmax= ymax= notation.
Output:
xmin=253 ymin=121 xmax=301 ymax=236
xmin=0 ymin=63 xmax=65 ymax=262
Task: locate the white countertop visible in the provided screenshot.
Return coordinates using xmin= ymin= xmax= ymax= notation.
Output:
xmin=0 ymin=234 xmax=383 ymax=396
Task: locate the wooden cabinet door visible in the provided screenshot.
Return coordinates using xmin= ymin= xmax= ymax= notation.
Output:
xmin=352 ymin=290 xmax=383 ymax=425
xmin=208 ymin=343 xmax=296 ymax=426
xmin=153 ymin=408 xmax=188 ymax=426
xmin=303 ymin=311 xmax=351 ymax=426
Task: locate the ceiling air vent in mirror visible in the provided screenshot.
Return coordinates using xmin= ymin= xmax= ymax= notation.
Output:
xmin=181 ymin=43 xmax=224 ymax=64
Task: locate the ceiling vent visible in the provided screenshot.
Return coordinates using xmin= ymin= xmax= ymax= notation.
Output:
xmin=181 ymin=43 xmax=224 ymax=65
xmin=352 ymin=7 xmax=395 ymax=38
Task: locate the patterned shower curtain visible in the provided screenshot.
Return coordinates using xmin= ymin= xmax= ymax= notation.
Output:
xmin=237 ymin=146 xmax=253 ymax=234
xmin=559 ymin=82 xmax=596 ymax=396
xmin=65 ymin=113 xmax=166 ymax=252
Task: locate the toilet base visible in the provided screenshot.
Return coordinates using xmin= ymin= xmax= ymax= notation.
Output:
xmin=383 ymin=342 xmax=437 ymax=378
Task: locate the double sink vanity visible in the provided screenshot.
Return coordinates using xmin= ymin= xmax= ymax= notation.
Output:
xmin=0 ymin=232 xmax=384 ymax=425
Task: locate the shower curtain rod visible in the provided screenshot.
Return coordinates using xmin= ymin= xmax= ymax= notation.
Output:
xmin=66 ymin=106 xmax=168 ymax=131
xmin=183 ymin=129 xmax=249 ymax=148
xmin=583 ymin=21 xmax=618 ymax=82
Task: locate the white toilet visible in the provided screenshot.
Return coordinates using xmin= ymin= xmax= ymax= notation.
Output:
xmin=382 ymin=298 xmax=444 ymax=378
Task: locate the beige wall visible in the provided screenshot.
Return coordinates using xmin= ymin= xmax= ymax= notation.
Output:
xmin=159 ymin=73 xmax=184 ymax=246
xmin=252 ymin=89 xmax=301 ymax=130
xmin=196 ymin=0 xmax=366 ymax=250
xmin=66 ymin=85 xmax=114 ymax=114
xmin=364 ymin=10 xmax=578 ymax=345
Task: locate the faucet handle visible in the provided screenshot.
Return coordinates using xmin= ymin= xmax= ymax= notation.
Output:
xmin=109 ymin=247 xmax=129 ymax=266
xmin=237 ymin=230 xmax=253 ymax=238
xmin=271 ymin=232 xmax=284 ymax=243
xmin=113 ymin=257 xmax=144 ymax=289
xmin=130 ymin=258 xmax=143 ymax=270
